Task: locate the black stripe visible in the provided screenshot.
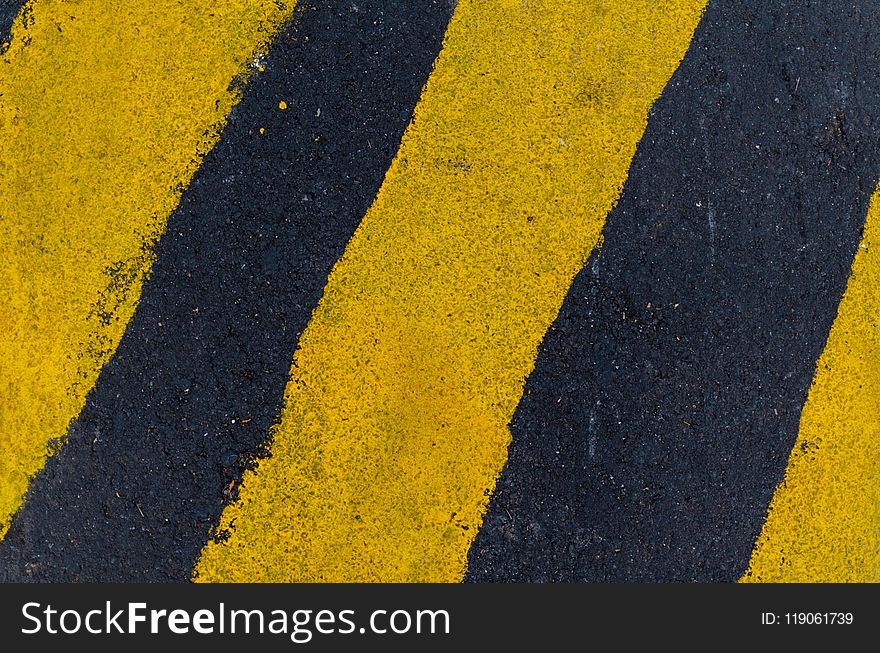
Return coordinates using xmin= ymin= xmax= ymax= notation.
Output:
xmin=467 ymin=0 xmax=880 ymax=582
xmin=0 ymin=0 xmax=25 ymax=47
xmin=0 ymin=0 xmax=453 ymax=581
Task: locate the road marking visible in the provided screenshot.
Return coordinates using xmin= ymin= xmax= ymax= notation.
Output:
xmin=465 ymin=2 xmax=880 ymax=581
xmin=196 ymin=0 xmax=706 ymax=582
xmin=0 ymin=1 xmax=454 ymax=581
xmin=743 ymin=189 xmax=880 ymax=582
xmin=0 ymin=0 xmax=295 ymax=537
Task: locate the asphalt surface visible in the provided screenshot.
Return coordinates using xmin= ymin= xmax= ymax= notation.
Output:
xmin=1 ymin=0 xmax=878 ymax=583
xmin=0 ymin=0 xmax=23 ymax=47
xmin=467 ymin=0 xmax=880 ymax=581
xmin=190 ymin=0 xmax=708 ymax=583
xmin=0 ymin=0 xmax=453 ymax=581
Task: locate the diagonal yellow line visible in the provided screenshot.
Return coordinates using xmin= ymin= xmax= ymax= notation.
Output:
xmin=743 ymin=188 xmax=880 ymax=582
xmin=0 ymin=0 xmax=297 ymax=539
xmin=196 ymin=0 xmax=707 ymax=582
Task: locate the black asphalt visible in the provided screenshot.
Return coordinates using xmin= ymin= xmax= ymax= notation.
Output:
xmin=467 ymin=0 xmax=880 ymax=581
xmin=0 ymin=0 xmax=453 ymax=581
xmin=0 ymin=0 xmax=25 ymax=47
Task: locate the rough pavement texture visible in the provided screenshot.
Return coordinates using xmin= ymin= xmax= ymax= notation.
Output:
xmin=467 ymin=0 xmax=880 ymax=582
xmin=0 ymin=0 xmax=295 ymax=540
xmin=193 ymin=0 xmax=706 ymax=583
xmin=745 ymin=191 xmax=880 ymax=582
xmin=0 ymin=0 xmax=23 ymax=45
xmin=0 ymin=0 xmax=453 ymax=581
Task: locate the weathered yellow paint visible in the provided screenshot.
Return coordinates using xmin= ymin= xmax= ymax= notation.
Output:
xmin=743 ymin=190 xmax=880 ymax=583
xmin=196 ymin=0 xmax=707 ymax=582
xmin=0 ymin=0 xmax=296 ymax=538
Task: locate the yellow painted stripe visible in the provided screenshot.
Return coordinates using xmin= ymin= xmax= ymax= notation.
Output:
xmin=0 ymin=0 xmax=296 ymax=537
xmin=196 ymin=0 xmax=707 ymax=582
xmin=742 ymin=189 xmax=880 ymax=582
